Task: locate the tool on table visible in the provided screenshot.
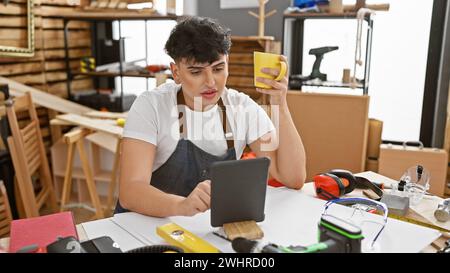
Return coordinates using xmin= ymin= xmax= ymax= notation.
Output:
xmin=388 ymin=213 xmax=450 ymax=233
xmin=380 ymin=193 xmax=410 ymax=216
xmin=232 ymin=214 xmax=363 ymax=253
xmin=233 ymin=197 xmax=388 ymax=253
xmin=156 ymin=222 xmax=221 ymax=253
xmin=45 ymin=235 xmax=182 ymax=253
xmin=232 ymin=204 xmax=364 ymax=253
xmin=434 ymin=198 xmax=450 ymax=223
xmin=322 ymin=197 xmax=387 ymax=251
xmin=289 ymin=46 xmax=339 ymax=89
xmin=437 ymin=239 xmax=450 ymax=253
xmin=391 ymin=165 xmax=431 ymax=205
xmin=125 ymin=245 xmax=184 ymax=253
xmin=313 ymin=169 xmax=383 ymax=201
xmin=46 ymin=236 xmax=122 ymax=253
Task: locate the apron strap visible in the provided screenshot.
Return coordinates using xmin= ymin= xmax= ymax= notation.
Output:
xmin=177 ymin=90 xmax=234 ymax=150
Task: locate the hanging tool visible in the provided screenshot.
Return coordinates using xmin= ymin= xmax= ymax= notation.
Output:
xmin=352 ymin=8 xmax=376 ymax=88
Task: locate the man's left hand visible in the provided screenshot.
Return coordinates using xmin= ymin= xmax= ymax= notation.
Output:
xmin=255 ymin=55 xmax=289 ymax=106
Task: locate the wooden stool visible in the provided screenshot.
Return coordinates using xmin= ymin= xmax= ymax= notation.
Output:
xmin=60 ymin=128 xmax=105 ymax=220
xmin=84 ymin=131 xmax=121 ymax=217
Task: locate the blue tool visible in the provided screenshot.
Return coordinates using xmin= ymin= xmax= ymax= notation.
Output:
xmin=293 ymin=0 xmax=329 ymax=9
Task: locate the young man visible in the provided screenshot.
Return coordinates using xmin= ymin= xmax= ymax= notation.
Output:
xmin=116 ymin=16 xmax=306 ymax=217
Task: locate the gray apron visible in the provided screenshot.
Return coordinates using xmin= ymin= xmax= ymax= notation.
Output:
xmin=114 ymin=90 xmax=236 ymax=214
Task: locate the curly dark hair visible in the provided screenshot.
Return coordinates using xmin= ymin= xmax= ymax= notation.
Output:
xmin=165 ymin=16 xmax=232 ymax=64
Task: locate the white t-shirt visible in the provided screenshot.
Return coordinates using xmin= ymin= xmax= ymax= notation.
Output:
xmin=123 ymin=82 xmax=275 ymax=171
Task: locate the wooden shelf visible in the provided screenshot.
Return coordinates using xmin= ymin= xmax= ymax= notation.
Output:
xmin=54 ymin=167 xmax=84 ymax=180
xmin=47 ymin=11 xmax=178 ymax=21
xmin=228 ymin=36 xmax=281 ymax=102
xmin=73 ymin=70 xmax=172 ymax=79
xmin=54 ymin=167 xmax=112 ymax=183
xmin=283 ymin=3 xmax=388 ymax=19
xmin=301 ymin=80 xmax=364 ymax=89
xmin=231 ymin=36 xmax=275 ymax=42
xmin=94 ymin=170 xmax=113 ymax=183
xmin=283 ymin=9 xmax=373 ymax=95
xmin=284 ymin=12 xmax=360 ymax=19
xmin=58 ymin=11 xmax=178 ymax=107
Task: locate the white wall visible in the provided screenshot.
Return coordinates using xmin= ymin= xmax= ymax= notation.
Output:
xmin=301 ymin=0 xmax=433 ymax=142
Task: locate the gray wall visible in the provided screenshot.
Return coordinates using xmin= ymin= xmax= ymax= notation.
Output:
xmin=184 ymin=0 xmax=198 ymax=15
xmin=197 ymin=0 xmax=292 ymax=41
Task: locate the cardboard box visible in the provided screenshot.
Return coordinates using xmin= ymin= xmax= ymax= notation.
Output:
xmin=287 ymin=92 xmax=369 ymax=180
xmin=378 ymin=144 xmax=448 ymax=196
xmin=367 ymin=119 xmax=383 ymax=159
xmin=365 ymin=158 xmax=378 ymax=172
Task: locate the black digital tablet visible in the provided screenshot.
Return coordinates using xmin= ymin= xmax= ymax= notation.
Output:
xmin=210 ymin=157 xmax=270 ymax=227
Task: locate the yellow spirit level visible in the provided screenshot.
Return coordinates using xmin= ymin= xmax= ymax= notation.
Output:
xmin=156 ymin=223 xmax=221 ymax=253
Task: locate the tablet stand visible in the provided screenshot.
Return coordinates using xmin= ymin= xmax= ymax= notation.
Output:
xmin=223 ymin=220 xmax=264 ymax=241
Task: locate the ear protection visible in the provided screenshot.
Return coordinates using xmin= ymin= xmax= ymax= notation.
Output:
xmin=314 ymin=169 xmax=383 ymax=201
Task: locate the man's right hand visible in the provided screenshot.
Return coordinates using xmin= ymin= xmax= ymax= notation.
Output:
xmin=177 ymin=180 xmax=211 ymax=216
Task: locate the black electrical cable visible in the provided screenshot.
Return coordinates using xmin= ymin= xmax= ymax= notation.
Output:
xmin=125 ymin=245 xmax=184 ymax=253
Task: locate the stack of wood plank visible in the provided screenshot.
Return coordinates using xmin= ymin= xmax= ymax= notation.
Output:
xmin=365 ymin=118 xmax=383 ymax=172
xmin=0 ymin=0 xmax=94 ymax=153
xmin=0 ymin=0 xmax=94 ymax=99
xmin=85 ymin=0 xmax=155 ymax=11
xmin=228 ymin=36 xmax=280 ymax=103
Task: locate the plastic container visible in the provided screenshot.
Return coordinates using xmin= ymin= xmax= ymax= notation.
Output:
xmin=400 ymin=165 xmax=430 ymax=205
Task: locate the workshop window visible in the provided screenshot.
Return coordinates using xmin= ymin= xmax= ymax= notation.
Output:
xmin=112 ymin=0 xmax=184 ymax=97
xmin=301 ymin=0 xmax=433 ymax=142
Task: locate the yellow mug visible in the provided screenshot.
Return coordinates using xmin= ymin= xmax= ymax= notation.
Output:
xmin=254 ymin=51 xmax=287 ymax=89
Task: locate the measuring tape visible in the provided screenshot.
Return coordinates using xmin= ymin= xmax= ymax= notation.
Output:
xmin=388 ymin=213 xmax=450 ymax=233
